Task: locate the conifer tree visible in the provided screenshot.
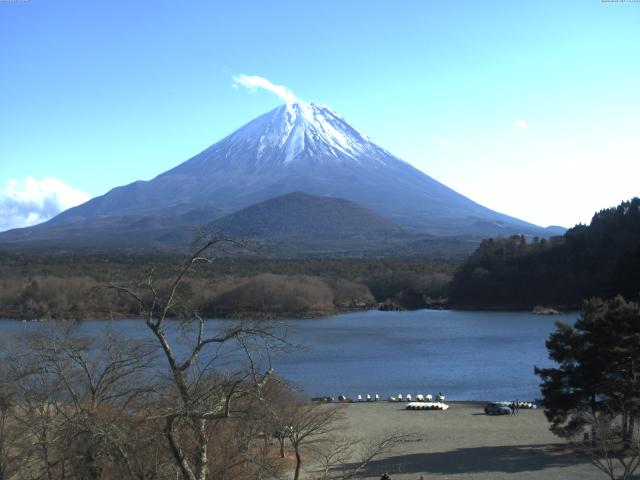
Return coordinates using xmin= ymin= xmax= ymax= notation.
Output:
xmin=536 ymin=296 xmax=640 ymax=444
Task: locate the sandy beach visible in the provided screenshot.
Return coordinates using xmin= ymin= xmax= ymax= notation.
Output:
xmin=306 ymin=401 xmax=607 ymax=480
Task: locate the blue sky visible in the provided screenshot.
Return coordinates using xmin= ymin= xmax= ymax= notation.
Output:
xmin=1 ymin=0 xmax=638 ymax=230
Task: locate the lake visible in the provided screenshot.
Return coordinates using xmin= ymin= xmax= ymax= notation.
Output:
xmin=0 ymin=309 xmax=574 ymax=401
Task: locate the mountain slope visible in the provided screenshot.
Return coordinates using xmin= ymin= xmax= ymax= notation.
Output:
xmin=0 ymin=207 xmax=225 ymax=250
xmin=207 ymin=192 xmax=423 ymax=256
xmin=211 ymin=192 xmax=404 ymax=239
xmin=0 ymin=192 xmax=481 ymax=257
xmin=42 ymin=101 xmax=549 ymax=237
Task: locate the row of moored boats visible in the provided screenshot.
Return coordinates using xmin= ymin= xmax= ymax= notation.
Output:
xmin=312 ymin=393 xmax=447 ymax=405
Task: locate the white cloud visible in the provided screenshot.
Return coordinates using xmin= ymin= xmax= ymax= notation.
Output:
xmin=431 ymin=135 xmax=454 ymax=148
xmin=232 ymin=74 xmax=298 ymax=104
xmin=514 ymin=119 xmax=528 ymax=129
xmin=0 ymin=177 xmax=91 ymax=232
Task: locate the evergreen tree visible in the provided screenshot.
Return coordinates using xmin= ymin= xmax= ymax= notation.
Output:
xmin=536 ymin=296 xmax=640 ymax=444
xmin=450 ymin=197 xmax=640 ymax=308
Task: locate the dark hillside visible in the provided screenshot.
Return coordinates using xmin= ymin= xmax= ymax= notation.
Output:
xmin=212 ymin=192 xmax=404 ymax=239
xmin=0 ymin=193 xmax=478 ymax=258
xmin=449 ymin=198 xmax=640 ymax=309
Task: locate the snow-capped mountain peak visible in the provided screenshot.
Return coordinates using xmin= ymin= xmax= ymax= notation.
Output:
xmin=236 ymin=101 xmax=387 ymax=166
xmin=39 ymin=100 xmax=549 ymax=238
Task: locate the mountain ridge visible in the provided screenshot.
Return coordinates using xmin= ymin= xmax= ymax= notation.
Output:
xmin=1 ymin=101 xmax=560 ymax=252
xmin=0 ymin=192 xmax=480 ymax=257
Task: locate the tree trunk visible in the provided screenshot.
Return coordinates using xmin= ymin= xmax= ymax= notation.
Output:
xmin=85 ymin=446 xmax=102 ymax=480
xmin=623 ymin=409 xmax=633 ymax=449
xmin=590 ymin=395 xmax=597 ymax=448
xmin=164 ymin=418 xmax=196 ymax=480
xmin=40 ymin=432 xmax=54 ymax=480
xmin=293 ymin=446 xmax=302 ymax=480
xmin=279 ymin=437 xmax=285 ymax=459
xmin=194 ymin=419 xmax=208 ymax=480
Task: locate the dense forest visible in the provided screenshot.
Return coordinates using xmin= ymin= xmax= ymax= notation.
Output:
xmin=3 ymin=198 xmax=639 ymax=318
xmin=449 ymin=198 xmax=640 ymax=309
xmin=0 ymin=253 xmax=455 ymax=320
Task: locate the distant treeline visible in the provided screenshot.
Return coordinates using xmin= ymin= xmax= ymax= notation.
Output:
xmin=0 ymin=254 xmax=455 ymax=320
xmin=8 ymin=199 xmax=637 ymax=318
xmin=448 ymin=198 xmax=640 ymax=309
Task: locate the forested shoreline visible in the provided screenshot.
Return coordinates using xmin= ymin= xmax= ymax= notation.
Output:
xmin=2 ymin=198 xmax=638 ymax=320
xmin=0 ymin=254 xmax=454 ymax=320
xmin=449 ymin=198 xmax=640 ymax=310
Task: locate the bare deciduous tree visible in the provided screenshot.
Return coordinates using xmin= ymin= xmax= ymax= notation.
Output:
xmin=109 ymin=238 xmax=285 ymax=480
xmin=278 ymin=402 xmax=344 ymax=480
xmin=0 ymin=388 xmax=29 ymax=480
xmin=310 ymin=432 xmax=414 ymax=480
xmin=3 ymin=325 xmax=163 ymax=480
xmin=0 ymin=324 xmax=166 ymax=480
xmin=36 ymin=328 xmax=157 ymax=480
xmin=570 ymin=411 xmax=640 ymax=480
xmin=0 ymin=239 xmax=375 ymax=480
xmin=7 ymin=342 xmax=64 ymax=480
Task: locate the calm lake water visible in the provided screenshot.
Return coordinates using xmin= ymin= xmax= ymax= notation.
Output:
xmin=0 ymin=309 xmax=574 ymax=401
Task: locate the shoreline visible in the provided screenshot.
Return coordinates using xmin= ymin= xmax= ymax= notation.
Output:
xmin=0 ymin=305 xmax=577 ymax=322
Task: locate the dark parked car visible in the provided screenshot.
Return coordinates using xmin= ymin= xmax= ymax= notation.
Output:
xmin=484 ymin=402 xmax=512 ymax=415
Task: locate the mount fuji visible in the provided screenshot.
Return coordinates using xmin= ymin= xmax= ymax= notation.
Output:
xmin=1 ymin=101 xmax=557 ymax=252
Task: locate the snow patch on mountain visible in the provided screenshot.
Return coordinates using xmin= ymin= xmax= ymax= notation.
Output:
xmin=250 ymin=101 xmax=390 ymax=165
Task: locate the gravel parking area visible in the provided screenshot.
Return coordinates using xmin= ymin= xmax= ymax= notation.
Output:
xmin=310 ymin=401 xmax=609 ymax=480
